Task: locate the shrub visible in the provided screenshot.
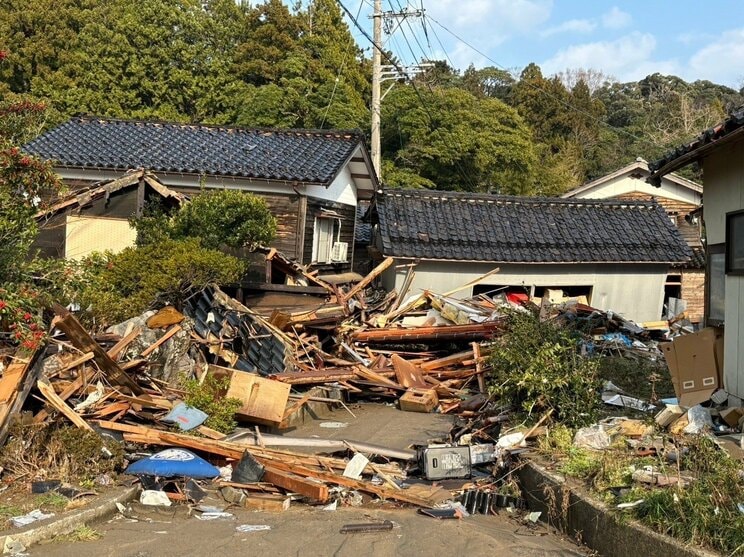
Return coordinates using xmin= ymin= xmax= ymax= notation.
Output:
xmin=488 ymin=310 xmax=601 ymax=428
xmin=80 ymin=237 xmax=245 ymax=325
xmin=183 ymin=374 xmax=242 ymax=434
xmin=132 ymin=189 xmax=277 ymax=250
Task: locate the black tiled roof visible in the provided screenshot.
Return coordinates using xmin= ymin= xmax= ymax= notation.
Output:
xmin=355 ymin=202 xmax=372 ymax=244
xmin=673 ymin=246 xmax=705 ymax=269
xmin=24 ymin=117 xmax=365 ymax=185
xmin=375 ymin=189 xmax=692 ymax=263
xmin=650 ymin=106 xmax=744 ymax=176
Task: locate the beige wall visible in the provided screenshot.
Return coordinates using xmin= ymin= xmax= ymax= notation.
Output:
xmin=383 ymin=260 xmax=668 ymax=323
xmin=703 ymin=140 xmax=744 ymax=398
xmin=65 ymin=216 xmax=136 ymax=260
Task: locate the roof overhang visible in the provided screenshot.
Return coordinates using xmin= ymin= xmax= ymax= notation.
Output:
xmin=382 ymin=255 xmax=682 ymax=265
xmin=648 ymin=126 xmax=744 ymax=185
xmin=331 ymin=143 xmax=378 ymax=200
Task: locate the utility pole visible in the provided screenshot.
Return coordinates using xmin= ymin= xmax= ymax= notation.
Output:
xmin=371 ymin=0 xmax=382 ymax=179
xmin=370 ymin=2 xmax=427 ymax=181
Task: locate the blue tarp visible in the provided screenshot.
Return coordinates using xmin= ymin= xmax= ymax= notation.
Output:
xmin=125 ymin=449 xmax=220 ymax=479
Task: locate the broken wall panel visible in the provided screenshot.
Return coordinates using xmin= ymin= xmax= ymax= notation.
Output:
xmin=185 ymin=285 xmax=297 ymax=376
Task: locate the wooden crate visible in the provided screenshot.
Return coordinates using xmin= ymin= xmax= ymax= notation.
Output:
xmin=399 ymin=389 xmax=439 ymax=413
xmin=226 ymin=370 xmax=290 ymax=426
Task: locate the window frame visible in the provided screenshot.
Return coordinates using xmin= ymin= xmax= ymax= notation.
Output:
xmin=705 ymin=242 xmax=725 ymax=326
xmin=725 ymin=209 xmax=744 ymax=275
xmin=312 ymin=216 xmax=342 ymax=264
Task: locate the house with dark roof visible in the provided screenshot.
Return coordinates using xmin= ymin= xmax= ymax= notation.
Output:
xmin=562 ymin=157 xmax=704 ymax=323
xmin=24 ymin=117 xmax=378 ymax=272
xmin=370 ymin=189 xmax=692 ymax=323
xmin=649 ymin=106 xmax=744 ymax=401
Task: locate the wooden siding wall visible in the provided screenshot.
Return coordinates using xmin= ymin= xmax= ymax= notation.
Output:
xmin=303 ymin=198 xmax=356 ymax=272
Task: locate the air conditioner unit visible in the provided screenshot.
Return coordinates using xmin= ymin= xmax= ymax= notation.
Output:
xmin=331 ymin=241 xmax=348 ymax=262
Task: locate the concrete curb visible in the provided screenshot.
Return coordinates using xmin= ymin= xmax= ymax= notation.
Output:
xmin=517 ymin=460 xmax=718 ymax=557
xmin=0 ymin=486 xmax=140 ymax=554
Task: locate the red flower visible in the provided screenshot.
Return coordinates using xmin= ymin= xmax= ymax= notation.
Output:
xmin=19 ymin=156 xmax=31 ymax=167
xmin=23 ymin=312 xmax=32 ymax=321
xmin=0 ymin=51 xmax=7 ymax=61
xmin=29 ymin=322 xmax=38 ymax=331
xmin=22 ymin=340 xmax=36 ymax=350
xmin=0 ymin=300 xmax=5 ymax=310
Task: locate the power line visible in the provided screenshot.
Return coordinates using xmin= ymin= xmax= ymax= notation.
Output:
xmin=336 ymin=0 xmax=478 ymax=190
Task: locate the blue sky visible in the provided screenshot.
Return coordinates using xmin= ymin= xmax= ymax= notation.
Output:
xmin=331 ymin=0 xmax=744 ymax=87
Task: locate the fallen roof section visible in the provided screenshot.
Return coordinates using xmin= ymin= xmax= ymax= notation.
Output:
xmin=374 ymin=188 xmax=693 ymax=264
xmin=35 ymin=169 xmax=187 ymax=220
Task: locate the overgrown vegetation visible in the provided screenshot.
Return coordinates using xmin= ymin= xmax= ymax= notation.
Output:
xmin=132 ymin=189 xmax=277 ymax=250
xmin=489 ymin=310 xmax=602 ymax=428
xmin=596 ymin=355 xmax=674 ymax=403
xmin=78 ymin=238 xmax=245 ymax=325
xmin=55 ymin=525 xmax=102 ymax=542
xmin=0 ymin=423 xmax=125 ymax=481
xmin=183 ymin=374 xmax=242 ymax=434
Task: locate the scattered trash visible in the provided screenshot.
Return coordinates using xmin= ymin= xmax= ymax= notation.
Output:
xmin=320 ymin=422 xmax=348 ymax=429
xmin=322 ymin=501 xmax=338 ymax=511
xmin=340 ymin=521 xmax=394 ymax=534
xmin=161 ymin=402 xmax=209 ymax=431
xmin=617 ymin=500 xmax=644 ymax=509
xmin=235 ymin=524 xmax=271 ymax=533
xmin=525 ymin=511 xmax=542 ymax=523
xmin=140 ymin=490 xmax=172 ymax=507
xmin=10 ymin=509 xmax=55 ymax=528
xmin=126 ymin=449 xmax=220 ymax=479
xmin=343 ymin=453 xmax=369 ymax=480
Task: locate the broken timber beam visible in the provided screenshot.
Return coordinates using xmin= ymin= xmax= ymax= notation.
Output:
xmin=0 ymin=347 xmax=44 ymax=446
xmin=51 ymin=304 xmax=143 ymax=394
xmin=352 ymin=322 xmax=504 ymax=344
xmin=339 ymin=257 xmax=394 ymax=304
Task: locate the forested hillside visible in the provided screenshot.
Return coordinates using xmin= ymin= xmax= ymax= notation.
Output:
xmin=1 ymin=0 xmax=742 ymax=194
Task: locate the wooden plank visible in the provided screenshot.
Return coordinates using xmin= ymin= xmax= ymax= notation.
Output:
xmin=56 ymin=352 xmax=95 ymax=374
xmin=352 ymin=365 xmax=401 ymax=388
xmin=352 ymin=322 xmax=504 ymax=344
xmin=36 ymin=380 xmax=94 ymax=432
xmin=279 ymin=392 xmax=313 ymax=429
xmin=472 ymin=342 xmax=486 ymax=394
xmin=140 ymin=324 xmax=182 ymax=357
xmin=391 ymin=354 xmax=427 ymax=388
xmin=242 ymin=493 xmax=291 ymax=512
xmin=339 ymin=257 xmax=394 ymax=303
xmin=240 ymin=282 xmax=329 ymax=295
xmin=227 ymin=371 xmax=291 ymax=426
xmin=107 ymin=328 xmax=141 ymax=361
xmin=0 ymin=348 xmax=43 ymax=446
xmin=51 ymin=304 xmax=143 ymax=394
xmin=420 ymin=350 xmax=474 ymax=371
xmin=34 ymin=367 xmax=94 ymax=423
xmin=262 ymin=466 xmax=329 ymax=502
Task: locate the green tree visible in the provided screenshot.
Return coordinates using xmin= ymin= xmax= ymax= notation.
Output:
xmin=381 ymin=85 xmax=536 ymax=194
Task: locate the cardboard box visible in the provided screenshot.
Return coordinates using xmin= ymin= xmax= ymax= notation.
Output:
xmin=720 ymin=407 xmax=744 ymax=428
xmin=661 ymin=327 xmax=723 ymax=407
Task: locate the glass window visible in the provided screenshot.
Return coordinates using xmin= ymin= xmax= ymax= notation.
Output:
xmin=726 ymin=210 xmax=744 ymax=274
xmin=707 ymin=244 xmax=725 ymax=325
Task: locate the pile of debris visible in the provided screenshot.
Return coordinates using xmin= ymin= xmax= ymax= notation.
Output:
xmin=0 ymin=255 xmax=534 ymax=522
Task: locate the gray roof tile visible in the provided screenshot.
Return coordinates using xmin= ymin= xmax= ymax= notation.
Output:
xmin=375 ymin=189 xmax=692 ymax=264
xmin=24 ymin=117 xmax=365 ymax=185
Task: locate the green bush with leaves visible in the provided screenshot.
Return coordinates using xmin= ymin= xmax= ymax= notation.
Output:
xmin=80 ymin=237 xmax=245 ymax=324
xmin=133 ymin=190 xmax=277 ymax=250
xmin=489 ymin=310 xmax=601 ymax=428
xmin=183 ymin=374 xmax=242 ymax=434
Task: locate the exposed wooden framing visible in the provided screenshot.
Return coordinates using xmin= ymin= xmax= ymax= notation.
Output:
xmin=0 ymin=348 xmax=43 ymax=445
xmin=107 ymin=328 xmax=142 ymax=361
xmin=140 ymin=325 xmax=182 ymax=357
xmin=472 ymin=342 xmax=486 ymax=394
xmin=36 ymin=380 xmax=94 ymax=432
xmin=240 ymin=282 xmax=329 ymax=295
xmin=339 ymin=257 xmax=394 ymax=303
xmin=51 ymin=304 xmax=143 ymax=394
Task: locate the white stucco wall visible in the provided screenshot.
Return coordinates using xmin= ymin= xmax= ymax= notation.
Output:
xmin=309 ymin=165 xmax=357 ymax=206
xmin=703 ymin=140 xmax=744 ymax=398
xmin=382 ymin=260 xmax=668 ymax=323
xmin=569 ymin=171 xmax=701 ymax=205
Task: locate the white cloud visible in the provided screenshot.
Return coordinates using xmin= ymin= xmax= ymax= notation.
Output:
xmin=541 ymin=32 xmax=679 ymax=82
xmin=540 ymin=19 xmax=596 ymax=38
xmin=601 ymin=6 xmax=632 ymax=30
xmin=688 ymin=28 xmax=744 ymax=87
xmin=426 ymin=0 xmax=553 ymax=44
